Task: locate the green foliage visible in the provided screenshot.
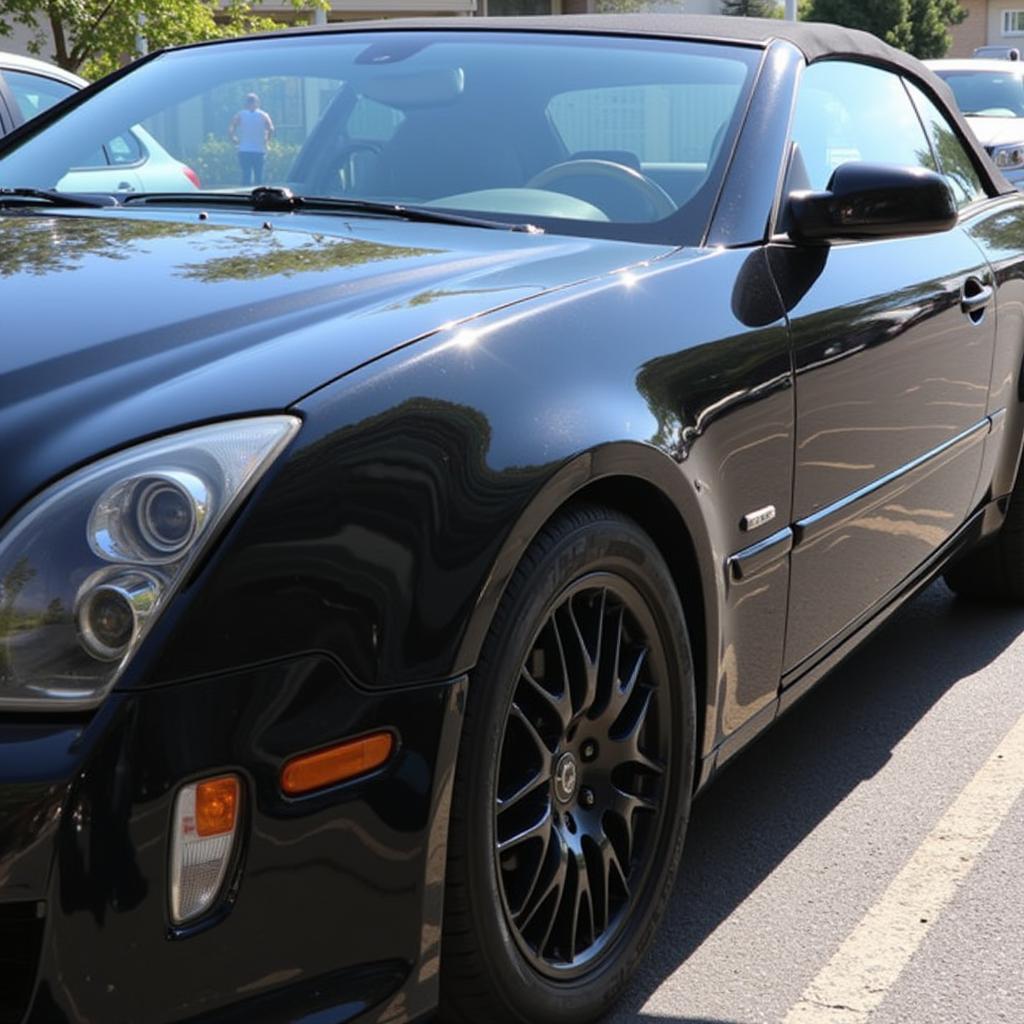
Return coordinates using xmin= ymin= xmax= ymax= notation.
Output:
xmin=804 ymin=0 xmax=965 ymax=57
xmin=592 ymin=0 xmax=650 ymax=11
xmin=804 ymin=0 xmax=912 ymax=50
xmin=720 ymin=0 xmax=783 ymax=16
xmin=0 ymin=0 xmax=327 ymax=77
xmin=908 ymin=0 xmax=967 ymax=59
xmin=192 ymin=135 xmax=301 ymax=189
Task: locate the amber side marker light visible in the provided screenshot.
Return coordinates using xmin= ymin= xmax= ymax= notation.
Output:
xmin=170 ymin=773 xmax=241 ymax=925
xmin=281 ymin=732 xmax=395 ymax=796
xmin=196 ymin=775 xmax=239 ymax=836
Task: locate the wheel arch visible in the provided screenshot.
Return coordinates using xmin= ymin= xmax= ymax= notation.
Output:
xmin=454 ymin=441 xmax=721 ymax=770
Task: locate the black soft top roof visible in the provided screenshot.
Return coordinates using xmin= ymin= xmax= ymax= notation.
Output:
xmin=268 ymin=13 xmax=925 ymax=74
xmin=217 ymin=13 xmax=1015 ymax=196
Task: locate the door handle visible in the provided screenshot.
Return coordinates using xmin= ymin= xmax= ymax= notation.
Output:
xmin=962 ymin=278 xmax=994 ymax=318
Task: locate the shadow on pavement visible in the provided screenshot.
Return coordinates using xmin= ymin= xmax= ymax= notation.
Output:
xmin=625 ymin=1018 xmax=751 ymax=1023
xmin=612 ymin=580 xmax=1024 ymax=1018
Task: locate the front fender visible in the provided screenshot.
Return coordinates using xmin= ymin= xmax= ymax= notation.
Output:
xmin=134 ymin=249 xmax=791 ymax=771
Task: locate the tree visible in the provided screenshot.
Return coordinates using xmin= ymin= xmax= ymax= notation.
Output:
xmin=721 ymin=0 xmax=783 ymax=16
xmin=0 ymin=0 xmax=325 ymax=79
xmin=804 ymin=0 xmax=966 ymax=58
xmin=908 ymin=0 xmax=967 ymax=59
xmin=803 ymin=0 xmax=913 ymax=51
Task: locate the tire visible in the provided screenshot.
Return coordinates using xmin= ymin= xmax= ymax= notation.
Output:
xmin=945 ymin=473 xmax=1024 ymax=602
xmin=439 ymin=503 xmax=696 ymax=1024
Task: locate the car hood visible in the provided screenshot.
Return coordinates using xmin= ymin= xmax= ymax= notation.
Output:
xmin=0 ymin=207 xmax=673 ymax=524
xmin=964 ymin=115 xmax=1024 ymax=148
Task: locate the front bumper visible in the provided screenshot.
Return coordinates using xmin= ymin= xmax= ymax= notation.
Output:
xmin=0 ymin=656 xmax=465 ymax=1024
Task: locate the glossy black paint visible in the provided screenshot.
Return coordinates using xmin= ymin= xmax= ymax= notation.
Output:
xmin=2 ymin=24 xmax=1024 ymax=1024
xmin=773 ymin=221 xmax=998 ymax=668
xmin=2 ymin=658 xmax=465 ymax=1023
xmin=788 ymin=162 xmax=959 ymax=240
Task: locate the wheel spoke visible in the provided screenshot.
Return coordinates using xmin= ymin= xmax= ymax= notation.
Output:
xmin=560 ymin=590 xmax=605 ymax=718
xmin=605 ymin=642 xmax=646 ymax=725
xmin=510 ymin=811 xmax=557 ymax=920
xmin=525 ymin=829 xmax=570 ymax=957
xmin=599 ymin=603 xmax=626 ymax=715
xmin=610 ymin=786 xmax=657 ymax=864
xmin=601 ymin=830 xmax=630 ymax=918
xmin=570 ymin=847 xmax=596 ymax=960
xmin=497 ymin=769 xmax=551 ymax=815
xmin=510 ymin=702 xmax=554 ymax=764
xmin=608 ymin=686 xmax=662 ymax=773
xmin=521 ymin=665 xmax=573 ymax=734
xmin=498 ymin=804 xmax=553 ymax=854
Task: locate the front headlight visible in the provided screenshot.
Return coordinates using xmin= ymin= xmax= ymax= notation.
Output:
xmin=992 ymin=142 xmax=1024 ymax=169
xmin=0 ymin=416 xmax=300 ymax=710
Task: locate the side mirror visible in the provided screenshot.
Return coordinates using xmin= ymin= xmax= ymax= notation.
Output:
xmin=788 ymin=163 xmax=958 ymax=242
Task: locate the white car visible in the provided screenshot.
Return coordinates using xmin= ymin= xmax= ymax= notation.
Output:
xmin=0 ymin=51 xmax=200 ymax=192
xmin=927 ymin=58 xmax=1024 ymax=188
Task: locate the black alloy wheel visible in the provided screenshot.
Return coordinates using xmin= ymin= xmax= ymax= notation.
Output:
xmin=495 ymin=578 xmax=670 ymax=976
xmin=441 ymin=504 xmax=695 ymax=1024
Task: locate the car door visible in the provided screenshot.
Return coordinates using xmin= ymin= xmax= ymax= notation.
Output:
xmin=910 ymin=79 xmax=1024 ymax=512
xmin=773 ymin=60 xmax=997 ymax=674
xmin=58 ymin=131 xmax=146 ymax=193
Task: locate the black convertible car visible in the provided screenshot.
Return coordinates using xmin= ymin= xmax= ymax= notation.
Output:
xmin=1 ymin=14 xmax=1023 ymax=1024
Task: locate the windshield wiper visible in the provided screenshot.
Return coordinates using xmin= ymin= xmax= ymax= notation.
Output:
xmin=122 ymin=186 xmax=543 ymax=233
xmin=0 ymin=187 xmax=114 ymax=209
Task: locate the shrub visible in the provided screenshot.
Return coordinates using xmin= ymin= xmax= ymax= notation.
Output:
xmin=192 ymin=135 xmax=301 ymax=188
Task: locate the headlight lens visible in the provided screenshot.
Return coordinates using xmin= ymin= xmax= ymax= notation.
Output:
xmin=0 ymin=416 xmax=300 ymax=710
xmin=992 ymin=142 xmax=1024 ymax=169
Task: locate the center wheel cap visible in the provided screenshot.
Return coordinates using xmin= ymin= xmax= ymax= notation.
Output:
xmin=553 ymin=751 xmax=579 ymax=804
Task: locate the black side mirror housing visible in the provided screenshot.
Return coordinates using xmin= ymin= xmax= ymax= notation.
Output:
xmin=788 ymin=163 xmax=958 ymax=242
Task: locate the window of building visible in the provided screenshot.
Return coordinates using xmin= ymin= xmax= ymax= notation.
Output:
xmin=1003 ymin=10 xmax=1024 ymax=35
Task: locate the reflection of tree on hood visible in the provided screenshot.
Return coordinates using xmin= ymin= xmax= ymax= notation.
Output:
xmin=0 ymin=217 xmax=199 ymax=277
xmin=0 ymin=556 xmax=37 ymax=676
xmin=0 ymin=216 xmax=437 ymax=281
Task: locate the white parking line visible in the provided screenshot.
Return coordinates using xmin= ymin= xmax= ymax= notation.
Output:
xmin=782 ymin=709 xmax=1024 ymax=1024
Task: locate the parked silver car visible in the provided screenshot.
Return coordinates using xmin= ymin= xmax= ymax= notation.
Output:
xmin=927 ymin=58 xmax=1024 ymax=188
xmin=0 ymin=50 xmax=201 ymax=191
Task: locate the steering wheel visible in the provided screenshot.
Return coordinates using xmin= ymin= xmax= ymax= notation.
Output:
xmin=525 ymin=159 xmax=677 ymax=220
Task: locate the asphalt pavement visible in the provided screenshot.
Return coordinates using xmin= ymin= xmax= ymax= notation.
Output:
xmin=611 ymin=579 xmax=1024 ymax=1024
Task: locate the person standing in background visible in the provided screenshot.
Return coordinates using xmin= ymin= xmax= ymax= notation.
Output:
xmin=230 ymin=93 xmax=274 ymax=186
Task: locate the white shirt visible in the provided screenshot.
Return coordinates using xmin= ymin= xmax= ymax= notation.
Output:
xmin=235 ymin=109 xmax=272 ymax=153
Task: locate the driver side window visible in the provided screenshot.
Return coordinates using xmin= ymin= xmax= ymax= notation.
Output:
xmin=791 ymin=61 xmax=934 ymax=191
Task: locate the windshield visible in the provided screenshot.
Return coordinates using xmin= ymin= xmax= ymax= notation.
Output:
xmin=0 ymin=31 xmax=759 ymax=244
xmin=934 ymin=68 xmax=1024 ymax=117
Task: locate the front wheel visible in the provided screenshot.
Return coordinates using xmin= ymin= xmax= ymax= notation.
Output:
xmin=440 ymin=504 xmax=695 ymax=1024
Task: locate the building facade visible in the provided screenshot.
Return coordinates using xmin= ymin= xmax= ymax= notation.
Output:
xmin=949 ymin=0 xmax=1024 ymax=57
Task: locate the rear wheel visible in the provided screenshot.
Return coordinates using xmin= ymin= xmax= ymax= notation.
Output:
xmin=945 ymin=470 xmax=1024 ymax=601
xmin=440 ymin=504 xmax=695 ymax=1024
